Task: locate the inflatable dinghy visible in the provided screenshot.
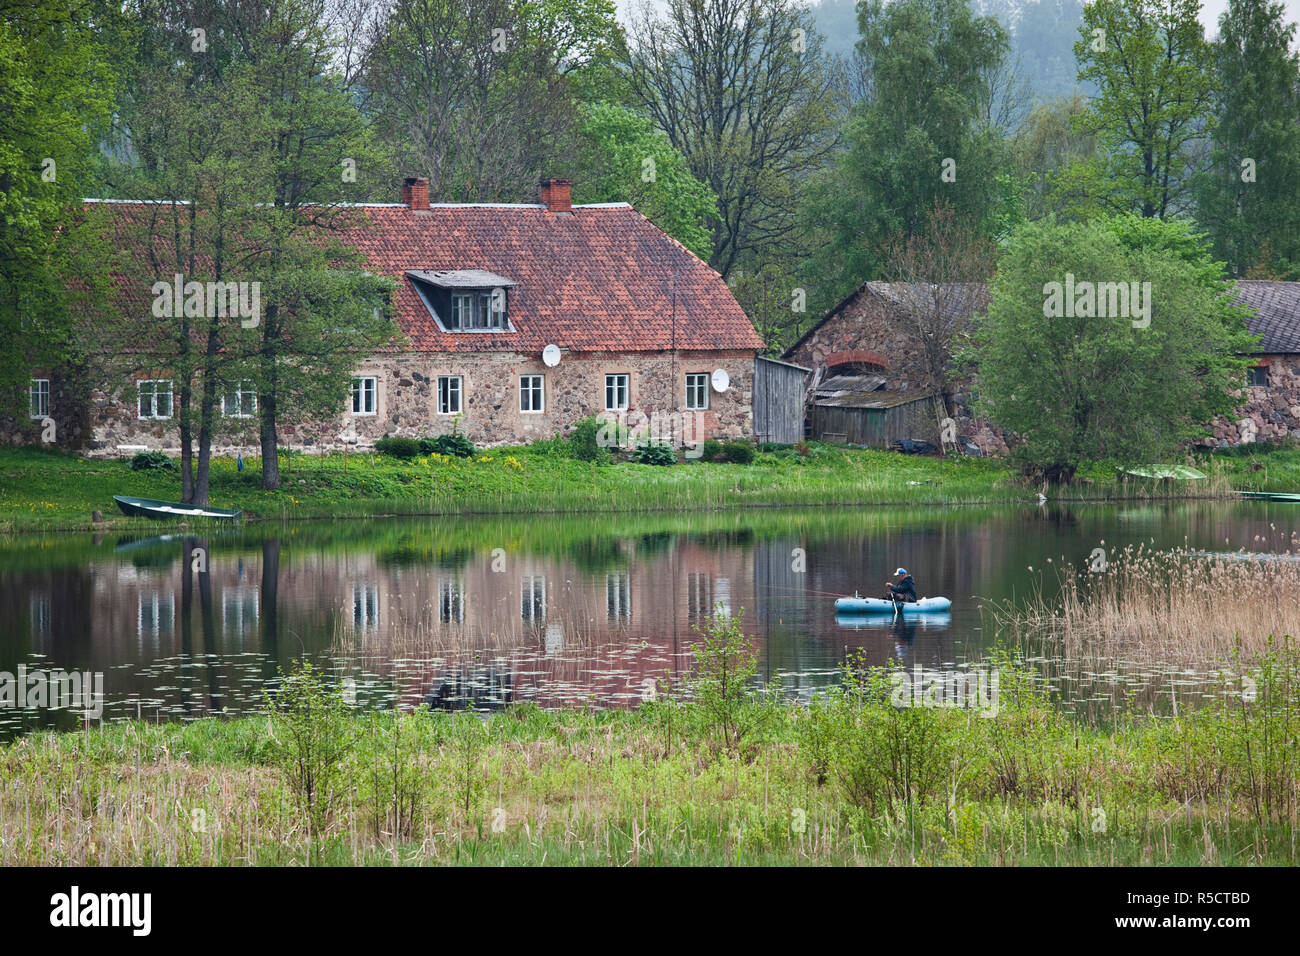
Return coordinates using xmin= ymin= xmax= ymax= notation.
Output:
xmin=834 ymin=595 xmax=952 ymax=614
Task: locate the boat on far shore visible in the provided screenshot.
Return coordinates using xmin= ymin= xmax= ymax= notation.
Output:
xmin=112 ymin=495 xmax=243 ymax=521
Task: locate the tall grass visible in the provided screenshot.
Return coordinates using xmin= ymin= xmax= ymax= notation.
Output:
xmin=2 ymin=642 xmax=1297 ymax=866
xmin=991 ymin=539 xmax=1300 ymax=664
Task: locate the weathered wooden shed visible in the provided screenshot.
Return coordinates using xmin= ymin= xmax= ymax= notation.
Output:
xmin=809 ymin=389 xmax=944 ymax=448
xmin=753 ymin=356 xmax=811 ymax=444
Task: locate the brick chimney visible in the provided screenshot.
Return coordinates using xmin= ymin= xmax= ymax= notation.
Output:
xmin=402 ymin=177 xmax=430 ymax=210
xmin=539 ymin=178 xmax=572 ymax=214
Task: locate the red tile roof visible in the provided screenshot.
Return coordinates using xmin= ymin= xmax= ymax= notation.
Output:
xmin=88 ymin=199 xmax=763 ymax=355
xmin=351 ymin=203 xmax=762 ymax=353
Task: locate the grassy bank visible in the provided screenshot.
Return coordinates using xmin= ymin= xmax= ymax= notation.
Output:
xmin=3 ymin=440 xmax=1289 ymax=532
xmin=2 ymin=645 xmax=1295 ymax=867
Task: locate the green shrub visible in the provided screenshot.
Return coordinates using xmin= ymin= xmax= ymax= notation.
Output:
xmin=420 ymin=433 xmax=475 ymax=458
xmin=374 ymin=436 xmax=422 ymax=459
xmin=698 ymin=439 xmax=756 ymax=464
xmin=722 ymin=440 xmax=755 ymax=464
xmin=264 ymin=663 xmax=357 ymax=857
xmin=129 ymin=451 xmax=174 ymax=471
xmin=688 ymin=607 xmax=758 ymax=755
xmin=758 ymin=442 xmax=791 ymax=454
xmin=568 ymin=416 xmax=612 ymax=464
xmin=631 ymin=442 xmax=677 ymax=466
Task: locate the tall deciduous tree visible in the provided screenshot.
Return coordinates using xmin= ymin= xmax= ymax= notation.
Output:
xmin=0 ymin=0 xmax=117 ymax=422
xmin=1056 ymin=0 xmax=1216 ymax=219
xmin=574 ymin=102 xmax=718 ymax=260
xmin=804 ymin=0 xmax=1012 ymax=304
xmin=881 ymin=201 xmax=996 ymax=417
xmin=361 ymin=0 xmax=621 ymax=203
xmin=620 ymin=0 xmax=842 ymax=278
xmin=969 ymin=216 xmax=1257 ymax=480
xmin=109 ymin=0 xmax=398 ymax=500
xmin=1195 ymin=0 xmax=1300 ymax=278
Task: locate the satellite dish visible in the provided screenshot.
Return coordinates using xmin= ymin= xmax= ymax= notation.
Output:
xmin=711 ymin=368 xmax=730 ymax=393
xmin=542 ymin=344 xmax=562 ymax=367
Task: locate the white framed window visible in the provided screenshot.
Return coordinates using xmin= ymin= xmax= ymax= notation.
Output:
xmin=137 ymin=379 xmax=173 ymax=419
xmin=351 ymin=376 xmax=377 ymax=415
xmin=446 ymin=291 xmax=507 ymax=330
xmin=520 ymin=375 xmax=544 ymax=413
xmin=29 ymin=379 xmax=49 ymax=418
xmin=450 ymin=294 xmax=473 ymax=330
xmin=483 ymin=290 xmax=506 ymax=330
xmin=438 ymin=376 xmax=462 ymax=414
xmin=222 ymin=381 xmax=257 ymax=418
xmin=685 ymin=373 xmax=709 ymax=410
xmin=605 ymin=373 xmax=629 ymax=411
xmin=521 ymin=575 xmax=546 ymax=623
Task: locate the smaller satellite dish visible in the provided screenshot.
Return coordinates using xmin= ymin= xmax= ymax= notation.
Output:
xmin=542 ymin=344 xmax=562 ymax=367
xmin=711 ymin=368 xmax=730 ymax=393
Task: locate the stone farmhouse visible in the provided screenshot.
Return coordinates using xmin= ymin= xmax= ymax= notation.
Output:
xmin=9 ymin=178 xmax=764 ymax=456
xmin=785 ymin=279 xmax=1300 ymax=453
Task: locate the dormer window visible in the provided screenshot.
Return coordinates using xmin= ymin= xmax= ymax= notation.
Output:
xmin=449 ymin=290 xmax=507 ymax=330
xmin=407 ymin=269 xmax=516 ymax=333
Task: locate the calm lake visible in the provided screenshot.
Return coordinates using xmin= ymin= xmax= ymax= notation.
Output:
xmin=2 ymin=500 xmax=1297 ymax=735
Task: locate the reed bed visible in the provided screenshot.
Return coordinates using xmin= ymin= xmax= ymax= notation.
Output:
xmin=991 ymin=538 xmax=1300 ymax=666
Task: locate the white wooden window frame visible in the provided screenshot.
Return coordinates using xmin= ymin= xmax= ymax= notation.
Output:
xmin=605 ymin=373 xmax=629 ymax=411
xmin=222 ymin=381 xmax=258 ymax=418
xmin=438 ymin=376 xmax=462 ymax=415
xmin=351 ymin=377 xmax=377 ymax=415
xmin=685 ymin=373 xmax=709 ymax=410
xmin=29 ymin=379 xmax=50 ymax=418
xmin=520 ymin=375 xmax=544 ymax=413
xmin=137 ymin=379 xmax=173 ymax=420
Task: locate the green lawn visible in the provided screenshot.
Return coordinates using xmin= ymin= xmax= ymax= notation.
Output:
xmin=0 ymin=440 xmax=1295 ymax=532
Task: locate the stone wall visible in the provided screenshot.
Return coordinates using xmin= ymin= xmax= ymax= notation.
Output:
xmin=786 ymin=291 xmax=931 ymax=393
xmin=0 ymin=367 xmax=92 ymax=450
xmin=1207 ymin=356 xmax=1300 ymax=447
xmin=78 ymin=349 xmax=756 ymax=457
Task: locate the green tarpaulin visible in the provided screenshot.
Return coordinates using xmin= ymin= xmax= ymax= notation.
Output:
xmin=1121 ymin=465 xmax=1207 ymax=480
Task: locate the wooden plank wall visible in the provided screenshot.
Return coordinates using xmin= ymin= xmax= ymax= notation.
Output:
xmin=810 ymin=393 xmax=943 ymax=448
xmin=753 ymin=357 xmax=809 ymax=444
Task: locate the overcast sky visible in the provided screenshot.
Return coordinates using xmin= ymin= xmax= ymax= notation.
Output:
xmin=614 ymin=0 xmax=1300 ymax=40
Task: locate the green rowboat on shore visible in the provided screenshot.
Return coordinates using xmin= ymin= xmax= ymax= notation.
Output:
xmin=113 ymin=495 xmax=243 ymax=521
xmin=1236 ymin=490 xmax=1300 ymax=502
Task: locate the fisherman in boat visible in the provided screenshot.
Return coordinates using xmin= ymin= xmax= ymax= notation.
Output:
xmin=885 ymin=568 xmax=918 ymax=604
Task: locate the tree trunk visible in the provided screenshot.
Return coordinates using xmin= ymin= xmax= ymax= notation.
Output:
xmin=260 ymin=302 xmax=281 ymax=490
xmin=259 ymin=390 xmax=280 ymax=489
